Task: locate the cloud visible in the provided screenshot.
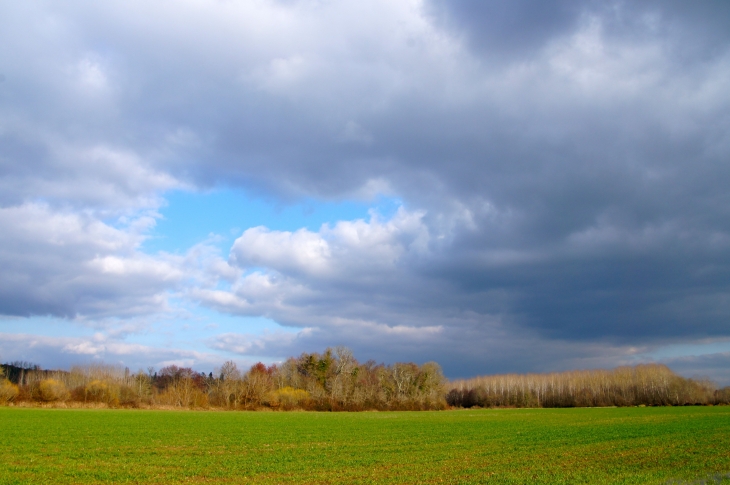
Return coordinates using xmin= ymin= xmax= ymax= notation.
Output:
xmin=188 ymin=208 xmax=669 ymax=374
xmin=660 ymin=352 xmax=730 ymax=387
xmin=194 ymin=208 xmax=433 ymax=323
xmin=228 ymin=207 xmax=429 ymax=277
xmin=0 ymin=331 xmax=220 ymax=372
xmin=0 ymin=203 xmax=183 ymax=318
xmin=1 ymin=0 xmax=729 ymax=377
xmin=425 ymin=0 xmax=585 ymax=61
xmin=425 ymin=1 xmax=730 ymax=64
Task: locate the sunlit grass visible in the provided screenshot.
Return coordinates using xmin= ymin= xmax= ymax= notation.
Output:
xmin=1 ymin=406 xmax=729 ymax=484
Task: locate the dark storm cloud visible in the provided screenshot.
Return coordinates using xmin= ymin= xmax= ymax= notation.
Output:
xmin=425 ymin=0 xmax=585 ymax=60
xmin=425 ymin=0 xmax=730 ymax=61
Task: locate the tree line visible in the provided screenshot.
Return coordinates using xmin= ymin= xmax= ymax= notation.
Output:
xmin=1 ymin=351 xmax=728 ymax=410
xmin=446 ymin=364 xmax=730 ymax=408
xmin=0 ymin=347 xmax=446 ymax=410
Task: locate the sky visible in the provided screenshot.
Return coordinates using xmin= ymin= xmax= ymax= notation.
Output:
xmin=1 ymin=0 xmax=730 ymax=384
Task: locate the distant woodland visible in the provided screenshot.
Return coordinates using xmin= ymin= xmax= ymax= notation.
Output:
xmin=447 ymin=364 xmax=730 ymax=408
xmin=1 ymin=347 xmax=728 ymax=410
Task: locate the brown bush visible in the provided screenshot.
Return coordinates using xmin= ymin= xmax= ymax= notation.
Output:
xmin=36 ymin=379 xmax=70 ymax=402
xmin=85 ymin=380 xmax=111 ymax=402
xmin=156 ymin=379 xmax=209 ymax=408
xmin=119 ymin=385 xmax=140 ymax=407
xmin=0 ymin=379 xmax=19 ymax=404
xmin=267 ymin=387 xmax=311 ymax=410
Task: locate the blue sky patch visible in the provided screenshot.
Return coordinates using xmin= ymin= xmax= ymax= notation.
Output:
xmin=142 ymin=188 xmax=403 ymax=255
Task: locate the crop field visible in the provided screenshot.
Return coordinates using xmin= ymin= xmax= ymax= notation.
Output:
xmin=1 ymin=407 xmax=729 ymax=484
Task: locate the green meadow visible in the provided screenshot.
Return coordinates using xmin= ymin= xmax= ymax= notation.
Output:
xmin=1 ymin=406 xmax=729 ymax=484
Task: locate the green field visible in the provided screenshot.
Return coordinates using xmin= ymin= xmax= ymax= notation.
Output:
xmin=1 ymin=407 xmax=729 ymax=484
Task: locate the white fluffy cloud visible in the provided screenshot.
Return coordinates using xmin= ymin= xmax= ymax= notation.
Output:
xmin=0 ymin=203 xmax=184 ymax=318
xmin=230 ymin=208 xmax=428 ymax=277
xmin=191 ymin=209 xmax=433 ymax=334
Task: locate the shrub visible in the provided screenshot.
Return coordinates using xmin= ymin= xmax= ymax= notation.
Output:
xmin=36 ymin=379 xmax=69 ymax=402
xmin=85 ymin=380 xmax=110 ymax=402
xmin=0 ymin=379 xmax=19 ymax=404
xmin=119 ymin=385 xmax=140 ymax=407
xmin=268 ymin=387 xmax=311 ymax=410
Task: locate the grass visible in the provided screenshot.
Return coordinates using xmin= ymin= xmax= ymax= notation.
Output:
xmin=1 ymin=406 xmax=729 ymax=484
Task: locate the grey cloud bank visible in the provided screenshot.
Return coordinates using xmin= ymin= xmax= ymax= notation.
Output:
xmin=1 ymin=0 xmax=729 ymax=384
